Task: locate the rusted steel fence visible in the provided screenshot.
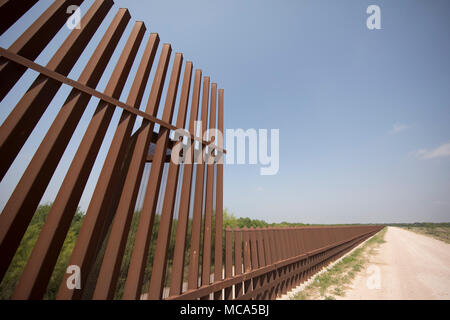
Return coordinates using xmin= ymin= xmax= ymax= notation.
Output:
xmin=0 ymin=0 xmax=225 ymax=300
xmin=0 ymin=0 xmax=383 ymax=300
xmin=169 ymin=225 xmax=383 ymax=300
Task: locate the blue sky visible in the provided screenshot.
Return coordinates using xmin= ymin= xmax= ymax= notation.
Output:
xmin=1 ymin=0 xmax=449 ymax=224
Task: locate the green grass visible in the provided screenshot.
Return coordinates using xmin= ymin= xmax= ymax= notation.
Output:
xmin=292 ymin=227 xmax=387 ymax=300
xmin=400 ymin=225 xmax=450 ymax=244
xmin=0 ymin=204 xmax=313 ymax=300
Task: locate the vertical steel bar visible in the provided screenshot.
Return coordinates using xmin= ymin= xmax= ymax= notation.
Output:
xmin=0 ymin=0 xmax=111 ymax=179
xmin=308 ymin=227 xmax=317 ymax=276
xmin=224 ymin=228 xmax=233 ymax=300
xmin=281 ymin=229 xmax=290 ymax=294
xmin=292 ymin=229 xmax=299 ymax=288
xmin=107 ymin=44 xmax=172 ymax=300
xmin=89 ymin=33 xmax=163 ymax=300
xmin=0 ymin=0 xmax=85 ymax=101
xmin=213 ymin=88 xmax=224 ymax=299
xmin=255 ymin=228 xmax=266 ymax=299
xmin=256 ymin=229 xmax=266 ymax=268
xmin=288 ymin=228 xmax=297 ymax=295
xmin=291 ymin=228 xmax=299 ymax=287
xmin=249 ymin=228 xmax=259 ymax=299
xmin=55 ymin=23 xmax=146 ymax=300
xmin=187 ymin=76 xmax=209 ymax=290
xmin=0 ymin=0 xmax=238 ymax=301
xmin=0 ymin=1 xmax=114 ymax=282
xmin=274 ymin=229 xmax=285 ymax=297
xmin=294 ymin=228 xmax=303 ymax=286
xmin=11 ymin=9 xmax=131 ymax=300
xmin=200 ymin=82 xmax=217 ymax=298
xmin=284 ymin=228 xmax=293 ymax=291
xmin=281 ymin=228 xmax=290 ymax=293
xmin=298 ymin=229 xmax=306 ymax=284
xmin=271 ymin=228 xmax=281 ymax=297
xmin=249 ymin=228 xmax=259 ymax=270
xmin=234 ymin=229 xmax=243 ymax=298
xmin=147 ymin=60 xmax=192 ymax=300
xmin=261 ymin=228 xmax=272 ymax=299
xmin=168 ymin=69 xmax=202 ymax=297
xmin=242 ymin=228 xmax=252 ymax=297
xmin=0 ymin=0 xmax=38 ymax=36
xmin=120 ymin=50 xmax=182 ymax=301
xmin=267 ymin=228 xmax=278 ymax=299
xmin=288 ymin=228 xmax=296 ymax=291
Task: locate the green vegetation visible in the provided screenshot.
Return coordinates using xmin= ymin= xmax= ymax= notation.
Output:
xmin=0 ymin=204 xmax=171 ymax=300
xmin=0 ymin=204 xmax=308 ymax=300
xmin=292 ymin=227 xmax=387 ymax=300
xmin=223 ymin=210 xmax=307 ymax=229
xmin=1 ymin=203 xmax=394 ymax=300
xmin=0 ymin=204 xmax=84 ymax=300
xmin=388 ymin=222 xmax=450 ymax=244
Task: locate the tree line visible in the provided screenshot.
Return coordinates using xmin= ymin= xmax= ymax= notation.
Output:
xmin=0 ymin=204 xmax=306 ymax=299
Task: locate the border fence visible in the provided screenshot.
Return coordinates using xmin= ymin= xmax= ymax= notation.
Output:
xmin=0 ymin=0 xmax=383 ymax=300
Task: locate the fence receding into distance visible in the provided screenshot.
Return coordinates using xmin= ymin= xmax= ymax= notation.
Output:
xmin=0 ymin=0 xmax=383 ymax=300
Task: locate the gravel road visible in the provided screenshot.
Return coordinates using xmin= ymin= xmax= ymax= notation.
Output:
xmin=339 ymin=227 xmax=450 ymax=300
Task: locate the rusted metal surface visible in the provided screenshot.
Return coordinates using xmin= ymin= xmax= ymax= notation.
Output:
xmin=168 ymin=225 xmax=383 ymax=300
xmin=0 ymin=0 xmax=112 ymax=282
xmin=129 ymin=51 xmax=183 ymax=299
xmin=0 ymin=2 xmax=384 ymax=301
xmin=187 ymin=76 xmax=210 ymax=291
xmin=147 ymin=60 xmax=192 ymax=300
xmin=11 ymin=8 xmax=131 ymax=300
xmin=200 ymin=82 xmax=217 ymax=299
xmin=168 ymin=69 xmax=202 ymax=297
xmin=91 ymin=32 xmax=160 ymax=300
xmin=234 ymin=228 xmax=243 ymax=298
xmin=0 ymin=0 xmax=84 ymax=101
xmin=213 ymin=88 xmax=224 ymax=299
xmin=0 ymin=0 xmax=110 ymax=180
xmin=54 ymin=21 xmax=145 ymax=300
xmin=0 ymin=47 xmax=225 ymax=156
xmin=0 ymin=0 xmax=38 ymax=36
xmin=120 ymin=44 xmax=173 ymax=300
xmin=224 ymin=228 xmax=233 ymax=299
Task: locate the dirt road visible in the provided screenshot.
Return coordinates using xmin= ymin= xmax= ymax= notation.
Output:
xmin=340 ymin=227 xmax=450 ymax=300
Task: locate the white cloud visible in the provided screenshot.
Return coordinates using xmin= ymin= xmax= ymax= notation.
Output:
xmin=414 ymin=141 xmax=450 ymax=159
xmin=390 ymin=122 xmax=411 ymax=134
